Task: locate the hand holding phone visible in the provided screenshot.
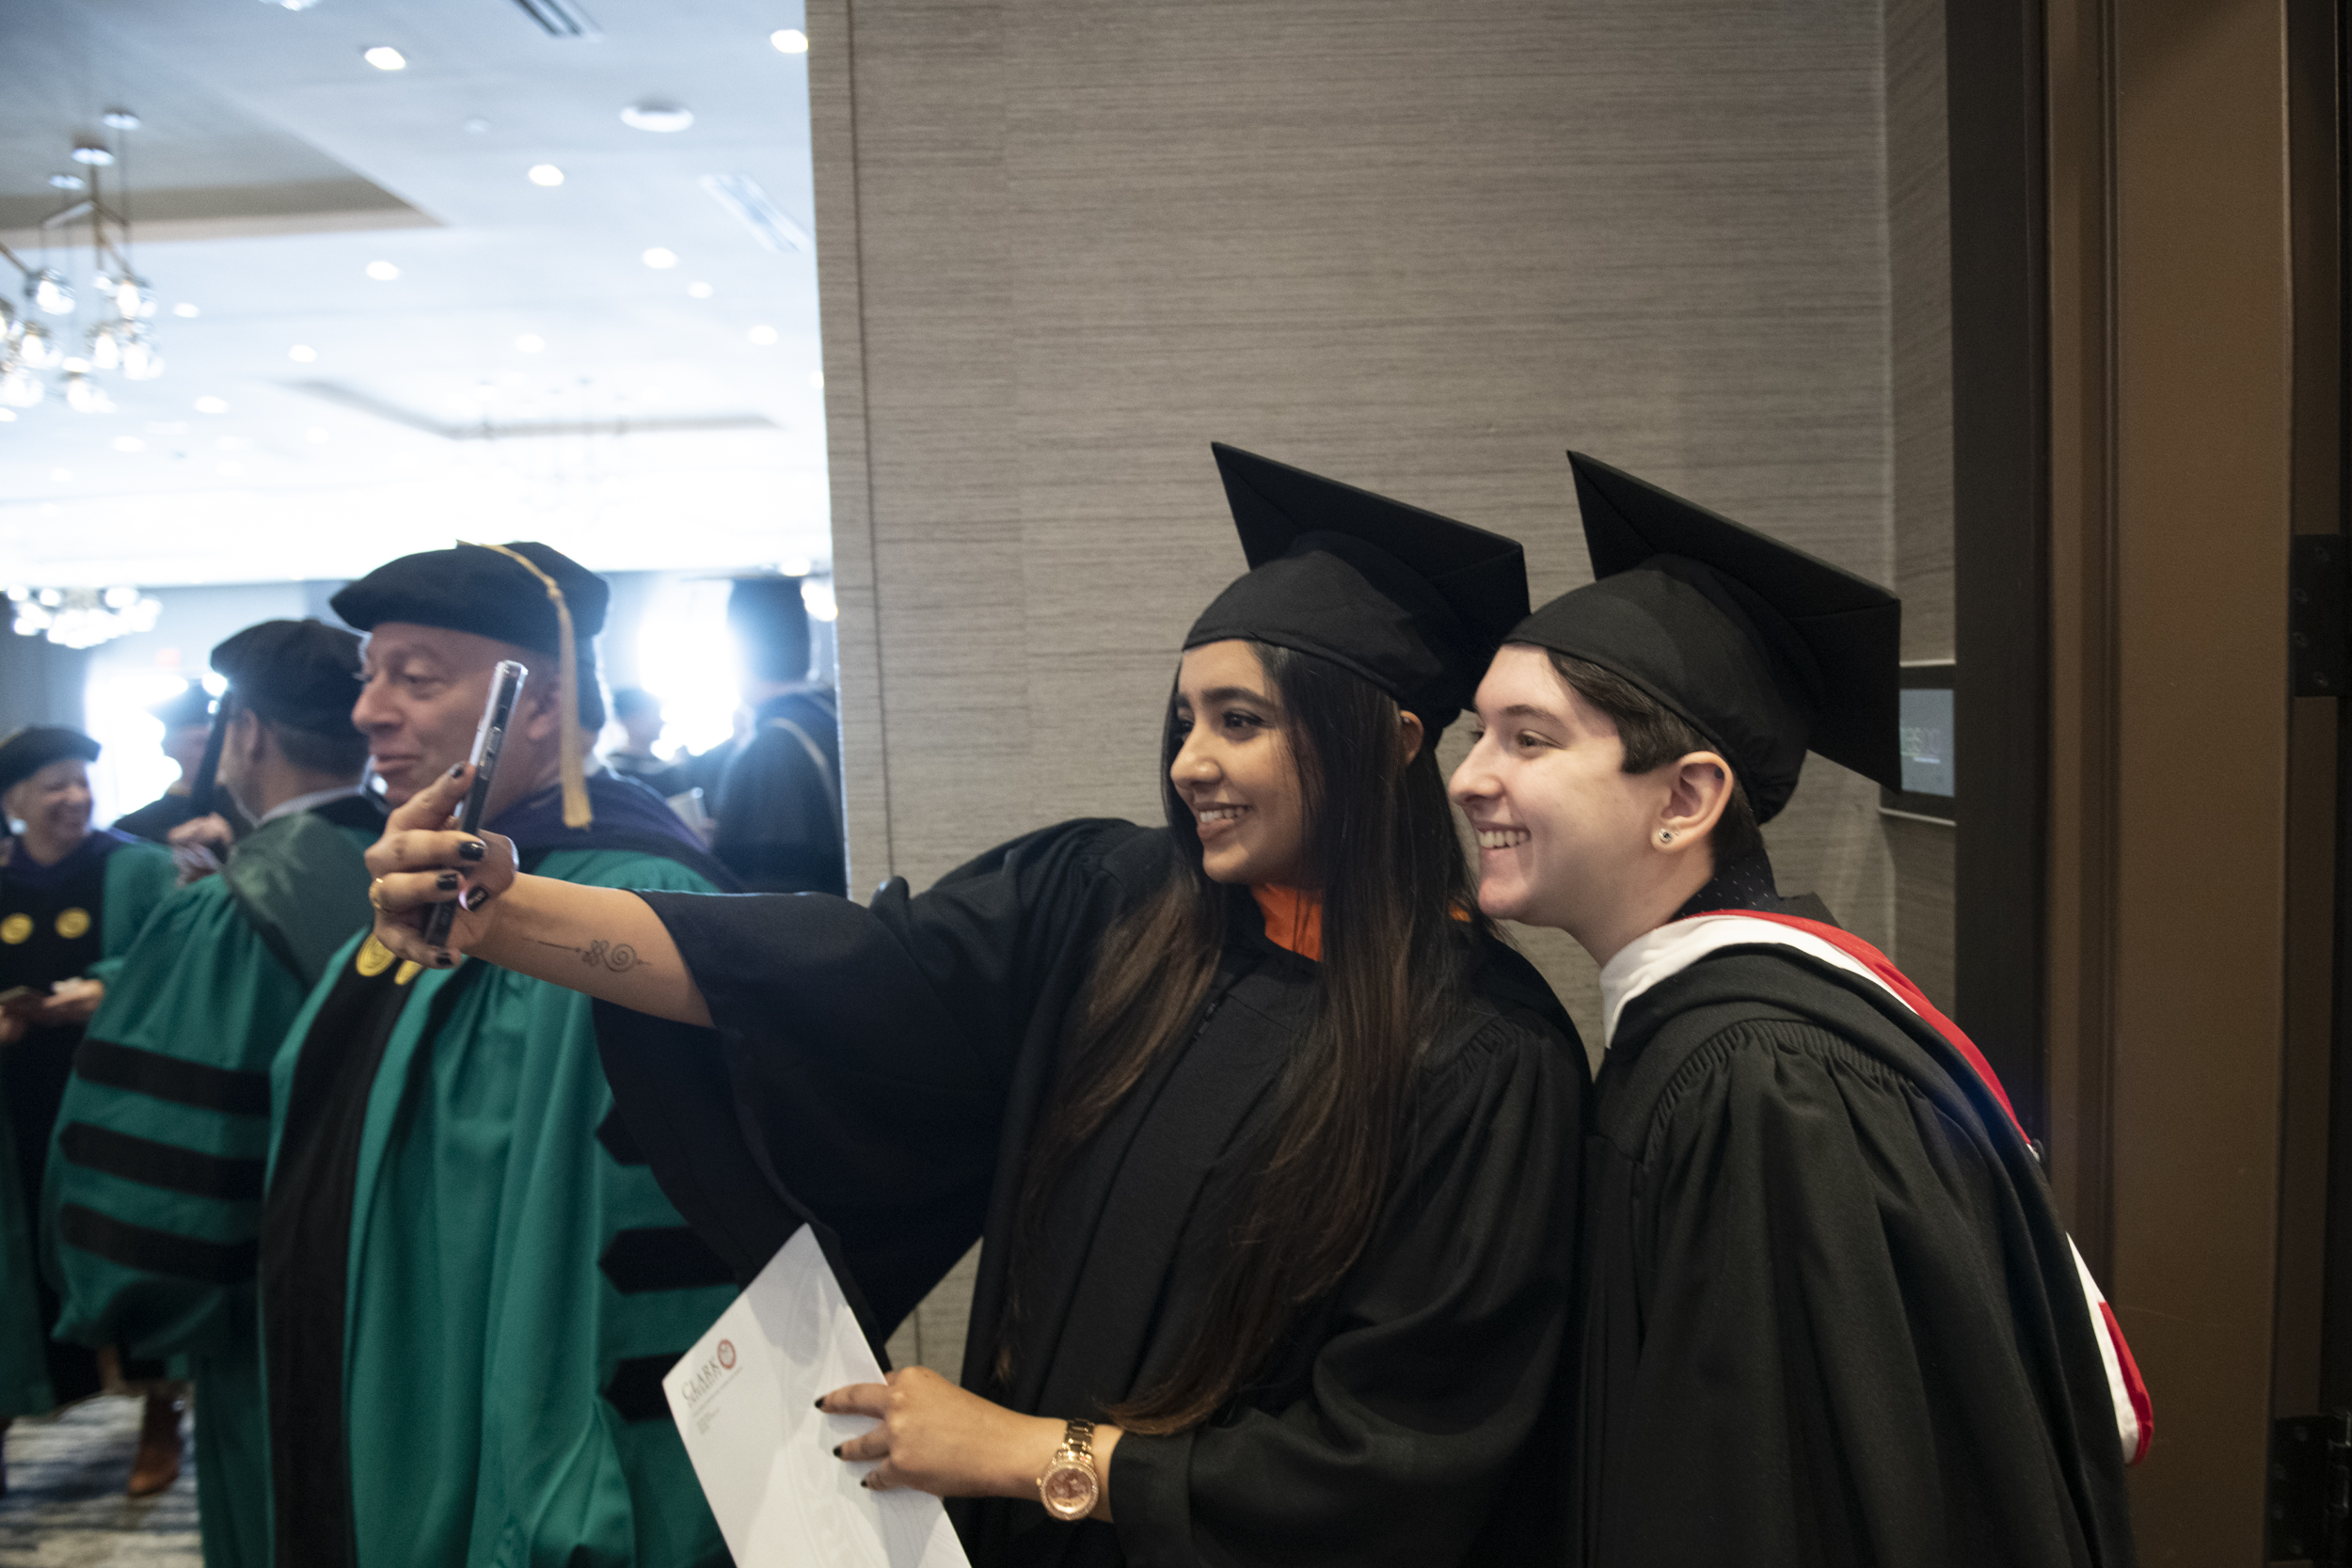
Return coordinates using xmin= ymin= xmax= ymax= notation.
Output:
xmin=424 ymin=660 xmax=527 ymax=948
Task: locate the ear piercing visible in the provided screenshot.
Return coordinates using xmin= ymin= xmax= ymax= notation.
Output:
xmin=1658 ymin=829 xmax=1676 ymax=844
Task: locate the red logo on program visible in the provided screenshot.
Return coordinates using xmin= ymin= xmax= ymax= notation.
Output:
xmin=717 ymin=1340 xmax=736 ymax=1370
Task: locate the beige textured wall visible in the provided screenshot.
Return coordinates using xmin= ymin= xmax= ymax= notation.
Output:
xmin=807 ymin=0 xmax=1913 ymax=1367
xmin=1883 ymin=0 xmax=1956 ymax=1012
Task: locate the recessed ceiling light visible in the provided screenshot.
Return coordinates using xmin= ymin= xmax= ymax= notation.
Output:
xmin=365 ymin=260 xmax=401 ymax=281
xmin=641 ymin=246 xmax=678 ymax=269
xmin=808 ymin=370 xmax=824 ymax=388
xmin=102 ymin=109 xmax=140 ymax=130
xmin=515 ymin=334 xmax=546 ymax=353
xmin=217 ymin=460 xmax=246 ymax=478
xmin=363 ymin=45 xmax=407 ymax=70
xmin=271 ymin=0 xmax=326 ymax=10
xmin=781 ymin=554 xmax=813 ymax=576
xmin=0 ymin=410 xmax=14 ymax=423
xmin=47 ymin=173 xmax=86 ymax=191
xmin=771 ymin=28 xmax=808 ymax=52
xmin=528 ymin=164 xmax=564 ymax=186
xmin=171 ymin=302 xmax=199 ymax=318
xmin=619 ymin=102 xmax=693 ymax=133
xmin=193 ymin=396 xmax=227 ymax=414
xmin=687 ymin=280 xmax=713 ymax=299
xmin=288 ymin=344 xmax=318 ymax=362
xmin=747 ymin=325 xmax=778 ymax=345
xmin=306 ymin=426 xmax=331 ymax=444
xmin=71 ymin=145 xmax=115 ymax=166
xmin=217 ymin=436 xmax=251 ymax=452
xmin=50 ymin=468 xmax=72 ymax=483
xmin=112 ymin=436 xmax=144 ymax=452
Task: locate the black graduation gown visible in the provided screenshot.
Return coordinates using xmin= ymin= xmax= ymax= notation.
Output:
xmin=1570 ymin=935 xmax=2138 ymax=1567
xmin=710 ymin=689 xmax=845 ymax=895
xmin=596 ymin=817 xmax=1586 ymax=1568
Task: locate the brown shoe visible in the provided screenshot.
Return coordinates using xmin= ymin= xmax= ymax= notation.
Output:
xmin=126 ymin=1391 xmax=183 ymax=1497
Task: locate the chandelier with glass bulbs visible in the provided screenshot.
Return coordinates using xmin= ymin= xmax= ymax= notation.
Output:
xmin=1 ymin=114 xmax=165 ymax=415
xmin=7 ymin=586 xmax=164 ymax=649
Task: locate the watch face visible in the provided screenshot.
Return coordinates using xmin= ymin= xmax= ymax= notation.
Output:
xmin=1040 ymin=1458 xmax=1099 ymax=1520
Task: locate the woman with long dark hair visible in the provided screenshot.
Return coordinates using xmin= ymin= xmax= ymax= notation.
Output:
xmin=363 ymin=446 xmax=1585 ymax=1566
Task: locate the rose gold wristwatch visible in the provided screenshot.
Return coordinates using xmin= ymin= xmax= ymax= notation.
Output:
xmin=1036 ymin=1418 xmax=1100 ymax=1521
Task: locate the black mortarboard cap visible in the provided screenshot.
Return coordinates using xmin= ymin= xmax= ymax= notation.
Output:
xmin=1508 ymin=451 xmax=1900 ymax=822
xmin=329 ymin=540 xmax=609 ymax=654
xmin=148 ymin=685 xmax=215 ymax=732
xmin=1184 ymin=443 xmax=1528 ymax=735
xmin=0 ymin=726 xmax=100 ymax=797
xmin=211 ymin=619 xmax=365 ymax=737
xmin=728 ymin=577 xmax=812 ymax=684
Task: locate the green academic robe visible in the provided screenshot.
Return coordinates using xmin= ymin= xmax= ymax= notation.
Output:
xmin=262 ymin=826 xmax=738 ymax=1568
xmin=0 ymin=832 xmax=175 ymax=1418
xmin=43 ymin=798 xmax=381 ymax=1568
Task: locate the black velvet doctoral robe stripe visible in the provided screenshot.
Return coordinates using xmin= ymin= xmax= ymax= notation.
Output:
xmin=596 ymin=817 xmax=1586 ymax=1568
xmin=1575 ymin=947 xmax=2136 ymax=1568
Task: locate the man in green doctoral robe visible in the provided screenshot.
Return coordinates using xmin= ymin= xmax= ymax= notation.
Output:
xmin=45 ymin=618 xmax=382 ymax=1566
xmin=260 ymin=542 xmax=739 ymax=1568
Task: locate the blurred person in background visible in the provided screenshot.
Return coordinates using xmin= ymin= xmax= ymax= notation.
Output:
xmin=45 ymin=621 xmax=381 ymax=1568
xmin=0 ymin=727 xmax=179 ymax=1497
xmin=711 ymin=575 xmax=845 ymax=895
xmin=115 ymin=685 xmax=218 ymax=842
xmin=601 ymin=687 xmax=691 ymax=800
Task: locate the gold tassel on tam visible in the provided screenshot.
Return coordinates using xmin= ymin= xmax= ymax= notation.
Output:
xmin=468 ymin=541 xmax=594 ymax=828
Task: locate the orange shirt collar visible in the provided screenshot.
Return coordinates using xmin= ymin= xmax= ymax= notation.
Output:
xmin=1251 ymin=883 xmax=1324 ymax=962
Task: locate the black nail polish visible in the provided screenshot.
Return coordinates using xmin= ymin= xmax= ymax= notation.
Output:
xmin=449 ymin=763 xmax=466 ymax=779
xmin=457 ymin=840 xmax=485 ymax=863
xmin=435 ymin=950 xmax=454 ymax=968
xmin=813 ymin=1398 xmax=826 ymax=1410
xmin=436 ymin=872 xmax=460 ymax=892
xmin=831 ymin=1445 xmax=842 ymax=1458
xmin=462 ymin=887 xmax=488 ymax=911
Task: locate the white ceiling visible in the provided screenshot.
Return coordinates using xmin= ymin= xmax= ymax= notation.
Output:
xmin=0 ymin=0 xmax=829 ymax=588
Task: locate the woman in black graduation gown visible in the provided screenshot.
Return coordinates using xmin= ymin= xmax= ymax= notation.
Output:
xmin=1447 ymin=452 xmax=2139 ymax=1568
xmin=365 ymin=445 xmax=1585 ymax=1567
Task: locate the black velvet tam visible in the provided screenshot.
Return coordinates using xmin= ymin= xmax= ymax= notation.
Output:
xmin=328 ymin=541 xmax=609 ymax=657
xmin=1185 ymin=443 xmax=1528 ymax=735
xmin=211 ymin=619 xmax=365 ymax=736
xmin=1509 ymin=452 xmax=1900 ymax=821
xmin=0 ymin=726 xmax=100 ymax=796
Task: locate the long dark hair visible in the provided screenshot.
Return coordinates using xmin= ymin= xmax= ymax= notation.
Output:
xmin=1008 ymin=641 xmax=1488 ymax=1432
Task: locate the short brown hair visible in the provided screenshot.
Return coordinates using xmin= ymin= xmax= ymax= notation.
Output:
xmin=1545 ymin=650 xmax=1764 ymax=867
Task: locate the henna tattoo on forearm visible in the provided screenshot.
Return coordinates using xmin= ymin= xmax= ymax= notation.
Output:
xmin=532 ymin=936 xmax=650 ymax=974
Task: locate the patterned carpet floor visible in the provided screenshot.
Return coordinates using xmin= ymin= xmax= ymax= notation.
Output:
xmin=0 ymin=1399 xmax=198 ymax=1566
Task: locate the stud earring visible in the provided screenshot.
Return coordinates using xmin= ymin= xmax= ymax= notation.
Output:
xmin=1658 ymin=829 xmax=1675 ymax=844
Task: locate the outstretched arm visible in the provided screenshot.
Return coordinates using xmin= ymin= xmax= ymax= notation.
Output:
xmin=363 ymin=764 xmax=712 ymax=1026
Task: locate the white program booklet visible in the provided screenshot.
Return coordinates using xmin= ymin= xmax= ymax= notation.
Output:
xmin=664 ymin=1226 xmax=972 ymax=1567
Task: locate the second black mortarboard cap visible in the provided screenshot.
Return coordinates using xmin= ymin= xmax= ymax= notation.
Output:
xmin=1508 ymin=451 xmax=1900 ymax=821
xmin=212 ymin=619 xmax=365 ymax=736
xmin=1184 ymin=443 xmax=1529 ymax=734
